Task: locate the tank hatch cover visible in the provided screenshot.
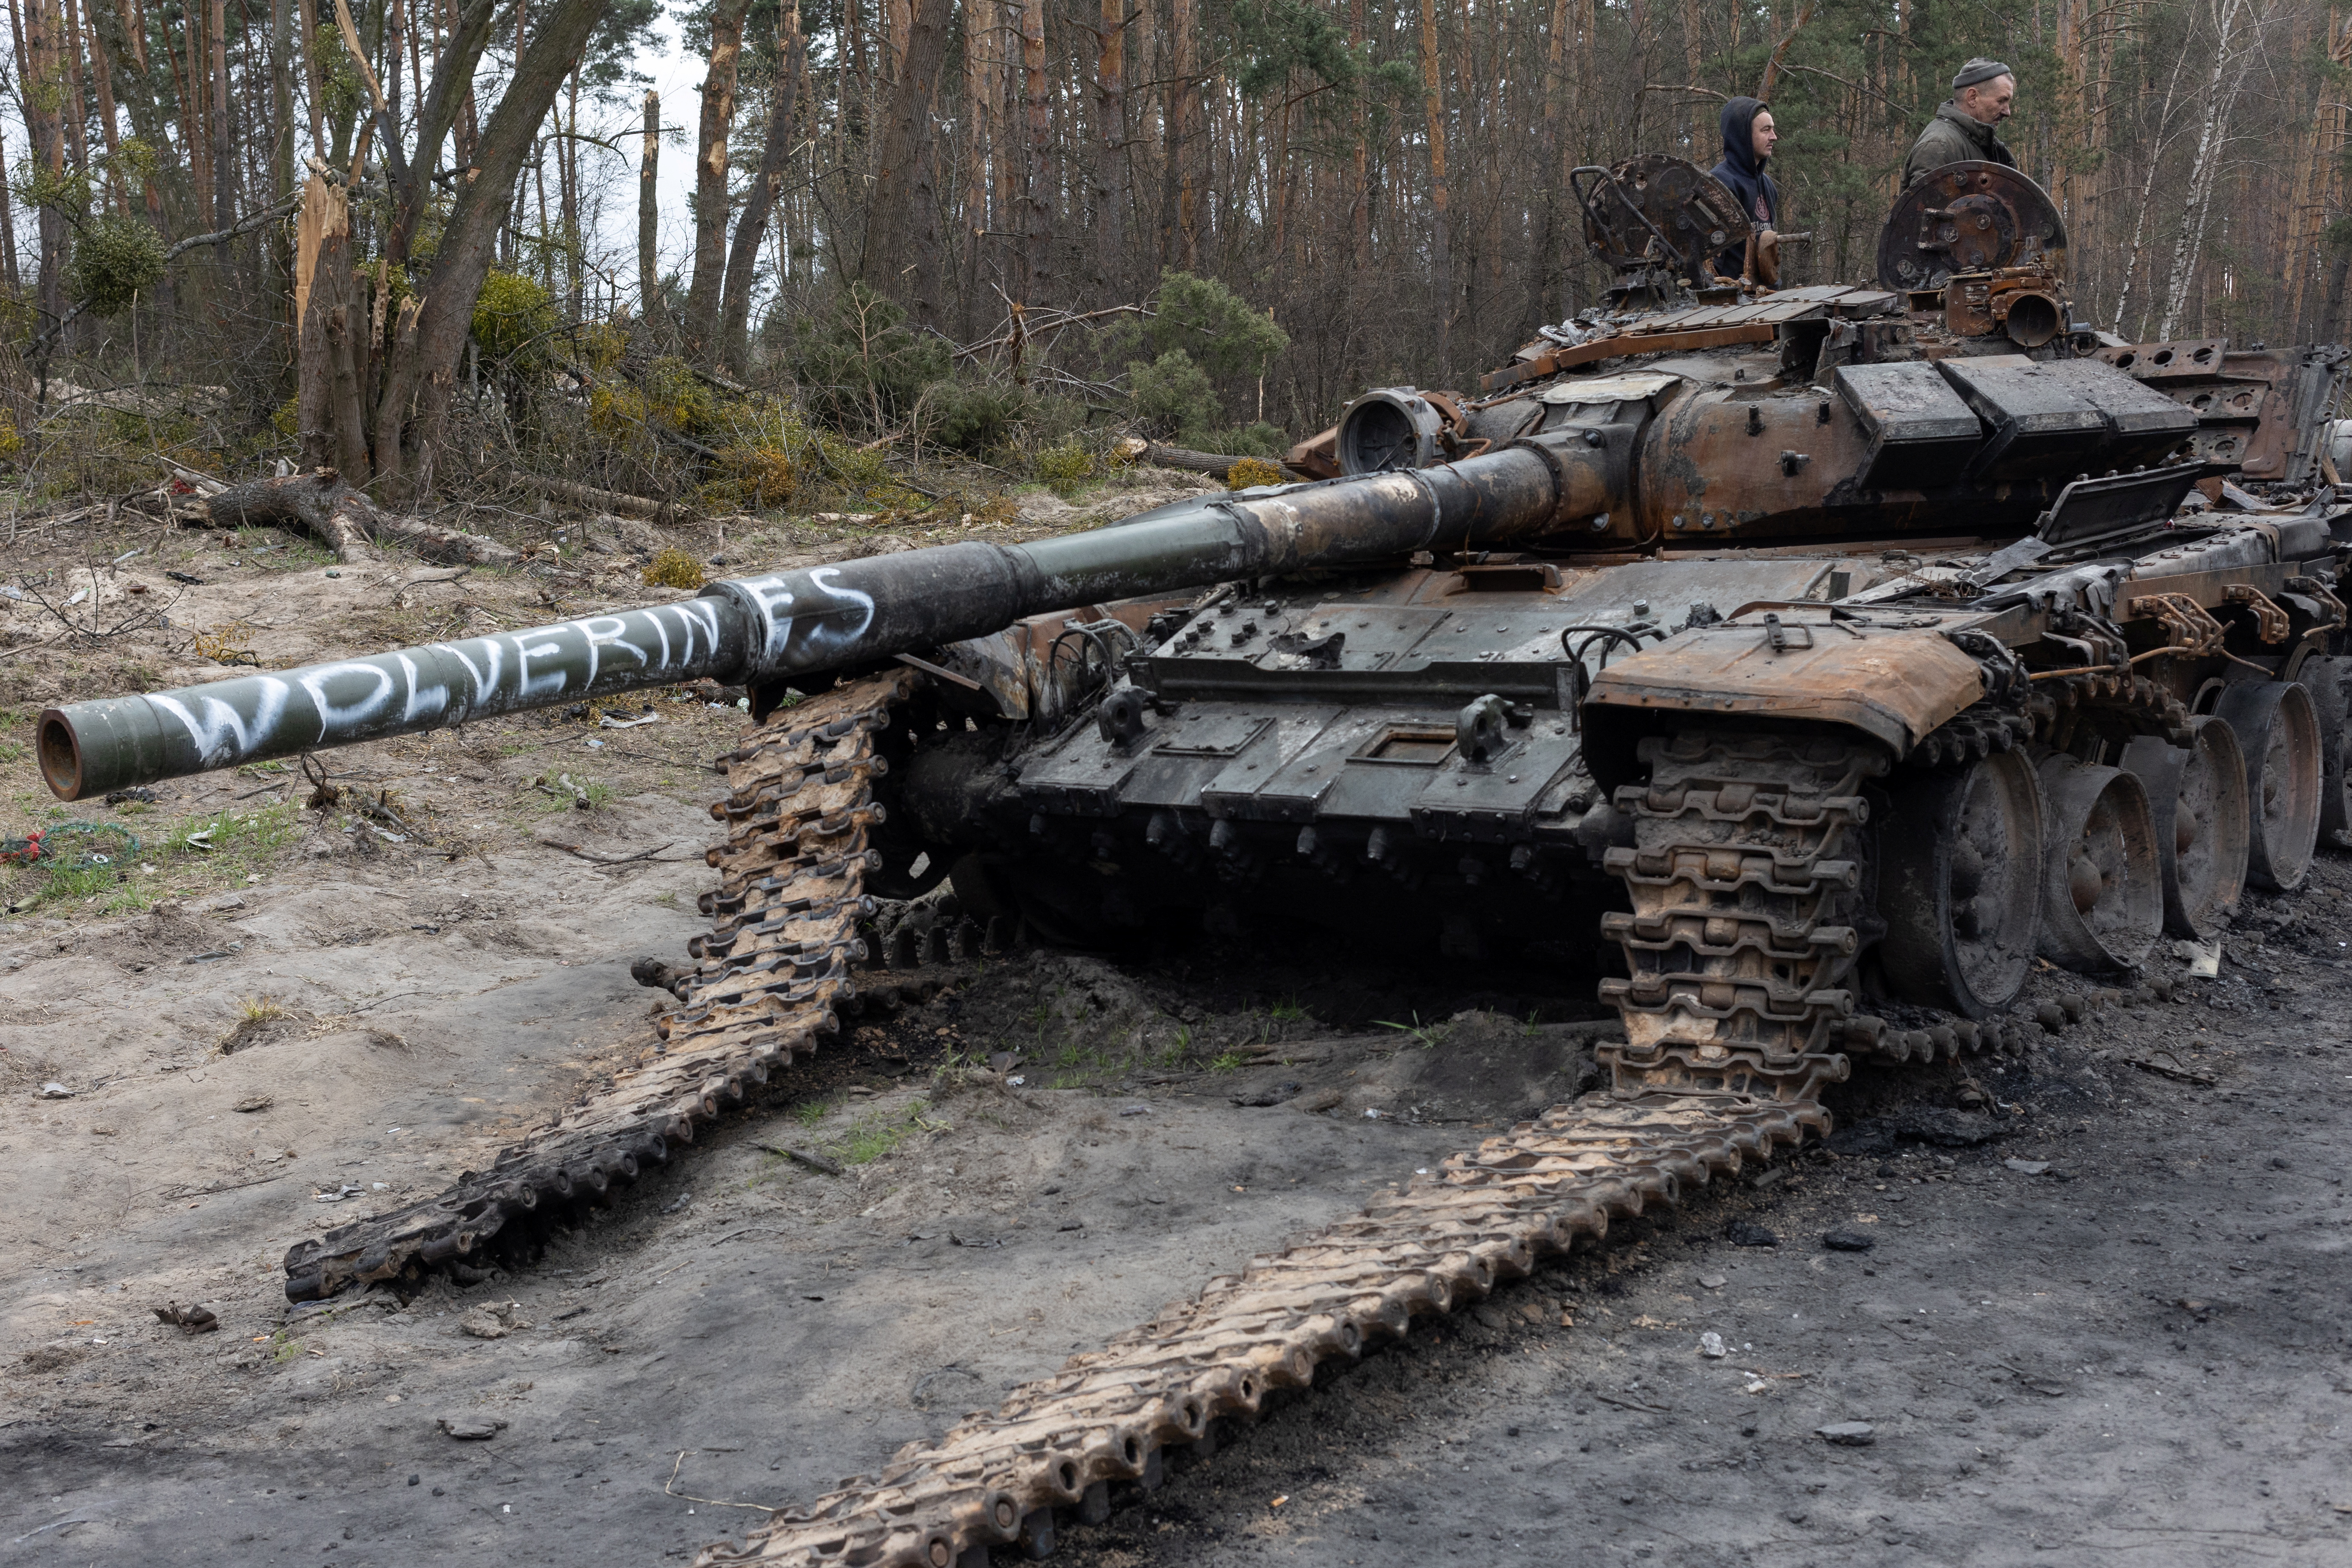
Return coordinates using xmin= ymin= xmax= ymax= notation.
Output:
xmin=1411 ymin=726 xmax=1586 ymax=842
xmin=1938 ymin=357 xmax=2113 ymax=478
xmin=1875 ymin=161 xmax=2068 ymax=290
xmin=1834 ymin=363 xmax=1985 ymax=489
xmin=1573 ymin=153 xmax=1750 ymax=278
xmin=1941 ymin=357 xmax=2199 ymax=478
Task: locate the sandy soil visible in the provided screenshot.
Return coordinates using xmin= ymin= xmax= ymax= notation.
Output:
xmin=1 ymin=494 xmax=2347 ymax=1568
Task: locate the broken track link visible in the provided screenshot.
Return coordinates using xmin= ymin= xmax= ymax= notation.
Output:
xmin=696 ymin=1091 xmax=1825 ymax=1568
xmin=281 ymin=669 xmax=927 ymax=1304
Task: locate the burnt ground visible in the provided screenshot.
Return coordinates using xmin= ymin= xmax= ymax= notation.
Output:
xmin=2 ymin=506 xmax=2350 ymax=1568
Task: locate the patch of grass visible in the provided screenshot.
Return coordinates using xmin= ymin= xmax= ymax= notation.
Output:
xmin=1375 ymin=1012 xmax=1448 ymax=1049
xmin=790 ymin=1100 xmax=826 ymax=1129
xmin=238 ymin=995 xmax=288 ymax=1025
xmin=642 ymin=547 xmax=705 ymax=589
xmin=1209 ymin=1049 xmax=1245 ymax=1073
xmin=833 ymin=1100 xmax=931 ymax=1165
xmin=1268 ymin=995 xmax=1309 ymax=1024
xmin=34 ymin=862 xmax=116 ymax=904
xmin=0 ymin=737 xmax=23 ymax=767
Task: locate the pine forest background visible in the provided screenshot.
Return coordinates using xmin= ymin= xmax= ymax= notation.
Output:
xmin=3 ymin=0 xmax=2351 ymax=508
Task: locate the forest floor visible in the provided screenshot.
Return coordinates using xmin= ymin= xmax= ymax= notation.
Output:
xmin=0 ymin=487 xmax=2348 ymax=1568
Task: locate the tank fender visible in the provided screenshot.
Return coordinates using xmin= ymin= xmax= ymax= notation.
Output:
xmin=1579 ymin=612 xmax=1989 ymax=792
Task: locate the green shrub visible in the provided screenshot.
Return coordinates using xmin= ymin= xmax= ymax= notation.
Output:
xmin=1110 ymin=272 xmax=1290 ymax=380
xmin=1196 ymin=421 xmax=1291 ymax=459
xmin=1126 ymin=349 xmax=1222 ymax=441
xmin=918 ymin=376 xmax=1028 ymax=454
xmin=791 ymin=284 xmax=952 ymax=434
xmin=65 ymin=215 xmax=167 ymax=317
xmin=471 ymin=271 xmax=560 ymax=366
xmin=1034 ymin=445 xmax=1094 ymax=497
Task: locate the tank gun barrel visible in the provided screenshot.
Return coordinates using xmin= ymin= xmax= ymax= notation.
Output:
xmin=38 ymin=436 xmax=1607 ymax=800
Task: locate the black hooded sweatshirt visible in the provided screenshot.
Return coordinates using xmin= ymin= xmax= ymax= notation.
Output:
xmin=1708 ymin=96 xmax=1779 ymax=277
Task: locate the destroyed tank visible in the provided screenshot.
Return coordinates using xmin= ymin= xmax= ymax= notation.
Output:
xmin=33 ymin=155 xmax=2352 ymax=1568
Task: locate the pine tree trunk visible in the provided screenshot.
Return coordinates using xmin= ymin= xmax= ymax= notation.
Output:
xmin=863 ymin=0 xmax=952 ymax=307
xmin=1417 ymin=0 xmax=1451 ymax=378
xmin=683 ymin=0 xmax=751 ymax=365
xmin=1019 ymin=0 xmax=1050 ymax=301
xmin=1091 ymin=0 xmax=1126 ymax=298
xmin=209 ymin=0 xmax=235 ymax=229
xmin=638 ymin=87 xmax=661 ymax=325
xmin=717 ymin=3 xmax=799 ymax=373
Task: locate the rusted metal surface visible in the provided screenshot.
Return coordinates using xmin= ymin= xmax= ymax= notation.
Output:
xmin=281 ymin=670 xmax=925 ymax=1301
xmin=1582 ymin=610 xmax=1991 ymax=755
xmin=1875 ymin=161 xmax=2067 ymax=289
xmin=1479 ymin=323 xmax=1777 ymax=394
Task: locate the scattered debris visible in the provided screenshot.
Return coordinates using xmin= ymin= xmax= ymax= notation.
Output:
xmin=1725 ymin=1219 xmax=1778 ymax=1248
xmin=2003 ymin=1158 xmax=2052 ymax=1176
xmin=437 ymin=1415 xmax=509 ymax=1440
xmin=1698 ymin=1332 xmax=1728 ymax=1358
xmin=151 ymin=1302 xmax=219 ymax=1333
xmin=2125 ymin=1055 xmax=2218 ymax=1087
xmin=1822 ymin=1229 xmax=1876 ymax=1252
xmin=458 ymin=1302 xmax=531 ymax=1339
xmin=756 ymin=1144 xmax=844 ymax=1177
xmin=1816 ymin=1422 xmax=1876 ymax=1446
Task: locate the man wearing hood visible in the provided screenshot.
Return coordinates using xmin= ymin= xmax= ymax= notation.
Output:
xmin=1904 ymin=59 xmax=2018 ymax=187
xmin=1708 ymin=97 xmax=1780 ymax=284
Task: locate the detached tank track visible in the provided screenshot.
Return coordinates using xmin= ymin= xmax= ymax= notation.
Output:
xmin=282 ymin=669 xmax=927 ymax=1302
xmin=696 ymin=724 xmax=1907 ymax=1567
xmin=700 ymin=1093 xmax=1824 ymax=1568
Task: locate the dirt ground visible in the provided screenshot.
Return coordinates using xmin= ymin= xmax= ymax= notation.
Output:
xmin=2 ymin=494 xmax=2349 ymax=1568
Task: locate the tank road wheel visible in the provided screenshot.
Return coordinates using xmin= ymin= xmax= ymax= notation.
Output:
xmin=2034 ymin=755 xmax=2162 ymax=974
xmin=2215 ymin=681 xmax=2323 ymax=891
xmin=2120 ymin=718 xmax=2249 ymax=939
xmin=1880 ymin=749 xmax=2043 ymax=1017
xmin=2293 ymin=655 xmax=2352 ymax=848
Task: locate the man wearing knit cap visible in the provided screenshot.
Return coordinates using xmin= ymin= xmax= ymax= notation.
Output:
xmin=1902 ymin=59 xmax=2018 ymax=188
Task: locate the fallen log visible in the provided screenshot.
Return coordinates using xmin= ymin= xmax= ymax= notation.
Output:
xmin=1131 ymin=440 xmax=1309 ymax=482
xmin=192 ymin=468 xmax=521 ymax=567
xmin=510 ymin=473 xmax=684 ymax=522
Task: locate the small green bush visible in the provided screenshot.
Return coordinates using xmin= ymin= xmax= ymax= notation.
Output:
xmin=65 ymin=215 xmax=167 ymax=317
xmin=918 ymin=377 xmax=1028 ymax=454
xmin=791 ymin=284 xmax=952 ymax=434
xmin=1034 ymin=445 xmax=1095 ymax=497
xmin=1110 ymin=272 xmax=1290 ymax=380
xmin=1126 ymin=349 xmax=1221 ymax=440
xmin=471 ymin=271 xmax=560 ymax=366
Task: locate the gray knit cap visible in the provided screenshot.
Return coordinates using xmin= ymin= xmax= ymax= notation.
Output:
xmin=1952 ymin=57 xmax=2014 ymax=90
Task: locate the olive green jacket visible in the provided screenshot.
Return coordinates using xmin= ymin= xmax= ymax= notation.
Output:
xmin=1903 ymin=102 xmax=2017 ymax=188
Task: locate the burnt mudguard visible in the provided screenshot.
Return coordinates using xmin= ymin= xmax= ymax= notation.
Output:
xmin=1578 ymin=607 xmax=1991 ymax=790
